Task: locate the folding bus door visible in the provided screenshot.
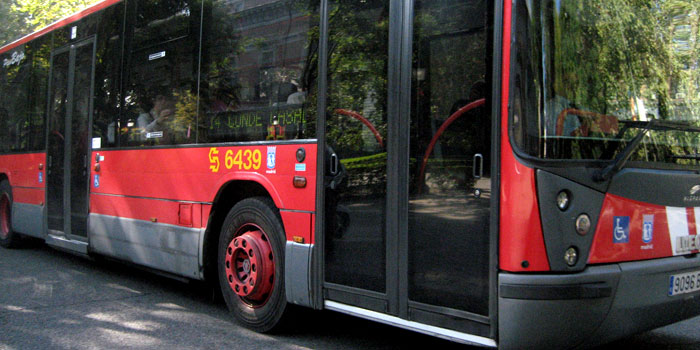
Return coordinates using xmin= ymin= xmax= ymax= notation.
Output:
xmin=322 ymin=0 xmax=391 ymax=311
xmin=46 ymin=38 xmax=96 ymax=252
xmin=321 ymin=0 xmax=495 ymax=343
xmin=405 ymin=0 xmax=493 ymax=335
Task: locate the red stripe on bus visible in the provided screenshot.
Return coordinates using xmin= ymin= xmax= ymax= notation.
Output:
xmin=0 ymin=153 xmax=46 ymax=189
xmin=280 ymin=211 xmax=312 ymax=243
xmin=90 ymin=193 xmax=204 ymax=228
xmin=588 ymin=194 xmax=674 ymax=263
xmin=91 ymin=145 xmax=316 ymax=212
xmin=12 ymin=187 xmax=44 ymax=206
xmin=498 ymin=0 xmax=550 ymax=272
xmin=687 ymin=208 xmax=697 ymax=237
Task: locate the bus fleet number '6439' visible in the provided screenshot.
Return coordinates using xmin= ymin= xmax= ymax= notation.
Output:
xmin=209 ymin=147 xmax=262 ymax=173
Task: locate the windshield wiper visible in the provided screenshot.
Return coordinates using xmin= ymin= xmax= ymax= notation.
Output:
xmin=594 ymin=119 xmax=657 ymax=182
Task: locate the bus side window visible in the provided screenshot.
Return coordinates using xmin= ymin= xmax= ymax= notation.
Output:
xmin=90 ymin=4 xmax=123 ymax=149
xmin=0 ymin=50 xmax=33 ymax=152
xmin=198 ymin=0 xmax=319 ymax=144
xmin=121 ymin=0 xmax=199 ymax=147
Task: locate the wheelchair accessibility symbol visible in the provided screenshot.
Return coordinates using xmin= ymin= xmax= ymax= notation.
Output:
xmin=613 ymin=216 xmax=630 ymax=243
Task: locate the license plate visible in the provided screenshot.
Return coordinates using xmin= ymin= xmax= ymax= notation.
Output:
xmin=675 ymin=235 xmax=700 ymax=254
xmin=669 ymin=270 xmax=700 ymax=296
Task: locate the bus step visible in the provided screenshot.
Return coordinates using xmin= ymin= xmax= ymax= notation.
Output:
xmin=46 ymin=232 xmax=88 ymax=255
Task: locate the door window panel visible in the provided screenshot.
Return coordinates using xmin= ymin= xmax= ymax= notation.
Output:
xmin=408 ymin=0 xmax=491 ymax=315
xmin=47 ymin=51 xmax=70 ymax=233
xmin=324 ymin=0 xmax=389 ymax=293
xmin=69 ymin=43 xmax=94 ymax=237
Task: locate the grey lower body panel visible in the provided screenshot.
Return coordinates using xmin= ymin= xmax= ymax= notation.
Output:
xmin=285 ymin=242 xmax=313 ymax=307
xmin=89 ymin=213 xmax=203 ymax=280
xmin=12 ymin=202 xmax=44 ymax=239
xmin=499 ymin=255 xmax=700 ymax=350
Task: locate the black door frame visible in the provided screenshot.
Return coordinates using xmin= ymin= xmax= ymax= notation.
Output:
xmin=317 ymin=0 xmax=402 ymax=315
xmin=315 ymin=0 xmax=502 ymax=340
xmin=45 ymin=37 xmax=97 ymax=241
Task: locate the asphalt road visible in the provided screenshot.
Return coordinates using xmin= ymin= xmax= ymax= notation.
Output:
xmin=1 ymin=239 xmax=699 ymax=350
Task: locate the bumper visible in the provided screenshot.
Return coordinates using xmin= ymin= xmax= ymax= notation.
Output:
xmin=498 ymin=254 xmax=700 ymax=349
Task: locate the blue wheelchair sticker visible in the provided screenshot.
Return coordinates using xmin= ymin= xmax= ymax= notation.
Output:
xmin=613 ymin=216 xmax=630 ymax=243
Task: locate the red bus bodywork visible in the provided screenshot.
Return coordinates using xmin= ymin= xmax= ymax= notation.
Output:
xmin=1 ymin=1 xmax=699 ymax=349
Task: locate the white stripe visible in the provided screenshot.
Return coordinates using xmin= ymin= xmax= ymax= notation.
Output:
xmin=324 ymin=301 xmax=497 ymax=348
xmin=666 ymin=207 xmax=689 ymax=255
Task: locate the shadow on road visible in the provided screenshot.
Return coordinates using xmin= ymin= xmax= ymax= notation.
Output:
xmin=1 ymin=241 xmax=698 ymax=350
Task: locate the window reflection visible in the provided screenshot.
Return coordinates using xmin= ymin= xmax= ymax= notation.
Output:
xmin=408 ymin=0 xmax=490 ymax=315
xmin=199 ymin=0 xmax=319 ymax=143
xmin=324 ymin=0 xmax=389 ymax=293
xmin=517 ymin=0 xmax=700 ymax=165
xmin=122 ymin=0 xmax=199 ymax=146
xmin=0 ymin=42 xmax=46 ymax=153
xmin=91 ymin=5 xmax=124 ymax=148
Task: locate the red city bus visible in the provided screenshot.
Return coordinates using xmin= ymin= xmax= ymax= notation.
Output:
xmin=1 ymin=0 xmax=699 ymax=348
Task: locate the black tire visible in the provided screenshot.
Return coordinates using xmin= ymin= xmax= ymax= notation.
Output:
xmin=0 ymin=180 xmax=20 ymax=248
xmin=218 ymin=197 xmax=287 ymax=332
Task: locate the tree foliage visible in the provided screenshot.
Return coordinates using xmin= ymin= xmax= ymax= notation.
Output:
xmin=0 ymin=0 xmax=101 ymax=47
xmin=13 ymin=0 xmax=102 ymax=29
xmin=551 ymin=0 xmax=700 ymax=120
xmin=517 ymin=0 xmax=700 ymax=164
xmin=0 ymin=1 xmax=30 ymax=46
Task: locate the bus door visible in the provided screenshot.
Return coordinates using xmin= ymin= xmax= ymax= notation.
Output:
xmin=323 ymin=0 xmax=391 ymax=313
xmin=406 ymin=0 xmax=492 ymax=334
xmin=322 ymin=0 xmax=494 ymax=341
xmin=46 ymin=38 xmax=96 ymax=251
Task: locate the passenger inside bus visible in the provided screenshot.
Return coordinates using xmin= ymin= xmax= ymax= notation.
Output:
xmin=286 ymin=81 xmax=306 ymax=105
xmin=137 ymin=93 xmax=175 ymax=139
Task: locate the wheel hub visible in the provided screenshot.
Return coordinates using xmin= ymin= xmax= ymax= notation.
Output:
xmin=242 ymin=259 xmax=251 ymax=274
xmin=224 ymin=228 xmax=275 ymax=303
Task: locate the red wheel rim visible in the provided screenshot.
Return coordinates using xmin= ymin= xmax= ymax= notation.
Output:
xmin=224 ymin=224 xmax=275 ymax=307
xmin=0 ymin=193 xmax=10 ymax=239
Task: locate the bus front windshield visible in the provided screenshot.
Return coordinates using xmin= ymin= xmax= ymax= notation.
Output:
xmin=514 ymin=0 xmax=700 ymax=169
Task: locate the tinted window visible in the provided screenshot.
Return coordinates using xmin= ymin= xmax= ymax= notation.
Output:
xmin=514 ymin=0 xmax=700 ymax=167
xmin=122 ymin=0 xmax=200 ymax=146
xmin=91 ymin=4 xmax=125 ymax=149
xmin=26 ymin=36 xmax=51 ymax=151
xmin=134 ymin=0 xmax=193 ymax=48
xmin=199 ymin=0 xmax=320 ymax=143
xmin=323 ymin=0 xmax=389 ymax=293
xmin=0 ymin=45 xmax=33 ymax=152
xmin=408 ymin=0 xmax=490 ymax=315
xmin=53 ymin=10 xmax=100 ymax=48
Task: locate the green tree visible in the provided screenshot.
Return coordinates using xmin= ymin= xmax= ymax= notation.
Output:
xmin=1 ymin=0 xmax=101 ymax=47
xmin=0 ymin=1 xmax=30 ymax=47
xmin=543 ymin=0 xmax=700 ymax=162
xmin=553 ymin=0 xmax=700 ymax=120
xmin=13 ymin=0 xmax=102 ymax=30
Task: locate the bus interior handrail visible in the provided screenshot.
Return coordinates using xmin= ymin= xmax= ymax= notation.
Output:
xmin=333 ymin=109 xmax=384 ymax=148
xmin=418 ymin=98 xmax=486 ymax=194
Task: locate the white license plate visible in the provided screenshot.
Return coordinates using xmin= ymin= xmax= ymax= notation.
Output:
xmin=675 ymin=235 xmax=700 ymax=254
xmin=669 ymin=270 xmax=700 ymax=296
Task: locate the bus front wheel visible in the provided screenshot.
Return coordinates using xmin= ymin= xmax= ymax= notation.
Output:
xmin=0 ymin=180 xmax=19 ymax=248
xmin=217 ymin=197 xmax=288 ymax=332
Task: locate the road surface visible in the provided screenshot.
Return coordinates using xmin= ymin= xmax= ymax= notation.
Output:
xmin=1 ymin=240 xmax=698 ymax=350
